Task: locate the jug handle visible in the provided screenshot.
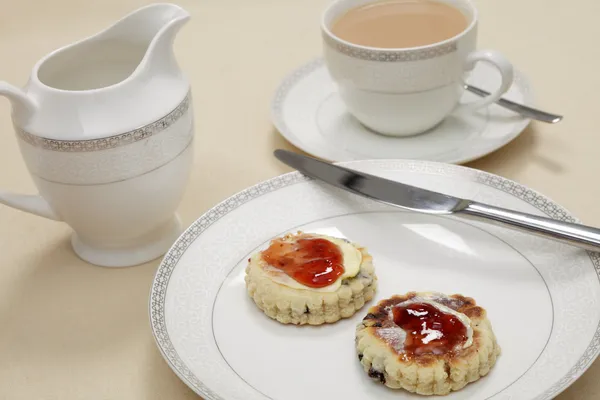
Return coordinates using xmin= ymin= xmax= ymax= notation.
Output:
xmin=0 ymin=82 xmax=61 ymax=221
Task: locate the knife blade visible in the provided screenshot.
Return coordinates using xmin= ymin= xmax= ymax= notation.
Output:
xmin=274 ymin=149 xmax=600 ymax=252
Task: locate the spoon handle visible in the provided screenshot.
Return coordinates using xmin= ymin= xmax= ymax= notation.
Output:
xmin=465 ymin=84 xmax=563 ymax=124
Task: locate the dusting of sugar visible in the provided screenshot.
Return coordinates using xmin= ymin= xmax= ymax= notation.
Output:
xmin=375 ymin=327 xmax=406 ymax=353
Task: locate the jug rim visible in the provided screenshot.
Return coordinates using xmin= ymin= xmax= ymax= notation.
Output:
xmin=30 ymin=3 xmax=190 ymax=95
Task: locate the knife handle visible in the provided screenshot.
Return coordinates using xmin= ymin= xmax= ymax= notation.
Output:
xmin=458 ymin=201 xmax=600 ymax=252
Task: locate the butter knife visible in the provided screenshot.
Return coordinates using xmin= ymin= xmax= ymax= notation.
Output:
xmin=274 ymin=149 xmax=600 ymax=252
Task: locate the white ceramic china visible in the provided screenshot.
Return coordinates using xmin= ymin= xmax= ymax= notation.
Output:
xmin=321 ymin=0 xmax=515 ymax=136
xmin=150 ymin=159 xmax=600 ymax=400
xmin=272 ymin=58 xmax=532 ymax=164
xmin=0 ymin=3 xmax=193 ymax=267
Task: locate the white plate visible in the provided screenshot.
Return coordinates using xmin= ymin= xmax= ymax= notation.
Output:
xmin=271 ymin=59 xmax=533 ymax=164
xmin=150 ymin=160 xmax=600 ymax=400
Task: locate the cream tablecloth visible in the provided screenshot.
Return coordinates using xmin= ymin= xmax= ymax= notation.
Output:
xmin=0 ymin=0 xmax=597 ymax=398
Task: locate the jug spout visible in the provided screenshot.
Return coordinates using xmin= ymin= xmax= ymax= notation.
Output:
xmin=145 ymin=4 xmax=191 ymax=74
xmin=104 ymin=3 xmax=191 ymax=76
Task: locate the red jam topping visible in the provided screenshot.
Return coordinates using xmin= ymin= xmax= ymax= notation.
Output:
xmin=392 ymin=302 xmax=468 ymax=356
xmin=262 ymin=236 xmax=345 ymax=288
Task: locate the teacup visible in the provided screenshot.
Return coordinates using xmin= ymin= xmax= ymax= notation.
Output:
xmin=321 ymin=0 xmax=514 ymax=137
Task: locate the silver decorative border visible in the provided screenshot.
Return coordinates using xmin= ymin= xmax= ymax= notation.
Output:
xmin=322 ymin=32 xmax=457 ymax=62
xmin=149 ymin=160 xmax=600 ymax=400
xmin=16 ymin=92 xmax=191 ymax=152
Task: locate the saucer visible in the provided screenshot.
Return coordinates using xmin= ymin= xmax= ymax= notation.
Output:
xmin=271 ymin=58 xmax=533 ymax=164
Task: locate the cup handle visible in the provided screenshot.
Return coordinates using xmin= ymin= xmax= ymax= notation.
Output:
xmin=0 ymin=82 xmax=61 ymax=221
xmin=457 ymin=49 xmax=514 ymax=112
